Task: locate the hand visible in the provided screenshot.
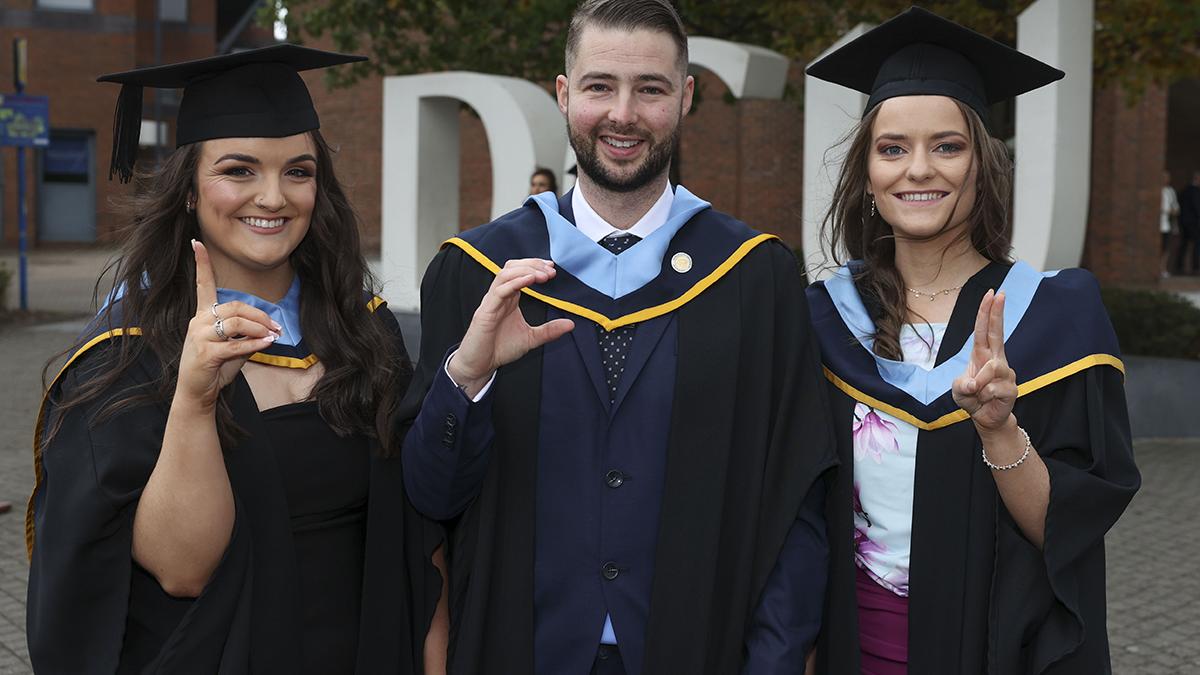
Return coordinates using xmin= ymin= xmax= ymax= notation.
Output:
xmin=175 ymin=240 xmax=281 ymax=411
xmin=952 ymin=289 xmax=1017 ymax=432
xmin=448 ymin=258 xmax=574 ymax=393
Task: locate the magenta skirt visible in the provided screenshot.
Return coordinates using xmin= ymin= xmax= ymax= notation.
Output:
xmin=856 ymin=566 xmax=909 ymax=675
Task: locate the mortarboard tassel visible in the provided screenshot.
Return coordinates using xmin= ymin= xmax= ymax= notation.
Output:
xmin=109 ymin=83 xmax=143 ymax=183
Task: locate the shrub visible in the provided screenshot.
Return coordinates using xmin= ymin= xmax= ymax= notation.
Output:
xmin=1101 ymin=287 xmax=1200 ymax=360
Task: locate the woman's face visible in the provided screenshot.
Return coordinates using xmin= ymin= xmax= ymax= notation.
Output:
xmin=867 ymin=95 xmax=976 ymax=242
xmin=194 ymin=133 xmax=317 ymax=291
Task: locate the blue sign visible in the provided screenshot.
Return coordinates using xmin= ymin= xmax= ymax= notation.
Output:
xmin=0 ymin=93 xmax=50 ymax=147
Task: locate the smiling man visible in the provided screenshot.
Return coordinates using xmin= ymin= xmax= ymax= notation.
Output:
xmin=398 ymin=1 xmax=836 ymax=673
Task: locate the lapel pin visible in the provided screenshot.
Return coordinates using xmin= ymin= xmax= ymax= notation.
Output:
xmin=671 ymin=252 xmax=692 ymax=273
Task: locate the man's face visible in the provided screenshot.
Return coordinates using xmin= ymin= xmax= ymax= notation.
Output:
xmin=556 ymin=26 xmax=694 ymax=194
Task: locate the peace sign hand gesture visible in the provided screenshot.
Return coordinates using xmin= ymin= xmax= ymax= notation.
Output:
xmin=952 ymin=289 xmax=1018 ymax=431
xmin=175 ymin=240 xmax=281 ymax=412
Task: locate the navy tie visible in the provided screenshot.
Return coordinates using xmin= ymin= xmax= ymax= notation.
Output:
xmin=597 ymin=233 xmax=641 ymax=403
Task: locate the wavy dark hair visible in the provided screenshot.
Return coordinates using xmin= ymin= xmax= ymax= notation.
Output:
xmin=43 ymin=130 xmax=410 ymax=455
xmin=821 ymin=99 xmax=1014 ymax=360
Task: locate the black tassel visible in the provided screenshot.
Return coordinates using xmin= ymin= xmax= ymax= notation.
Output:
xmin=109 ymin=84 xmax=143 ymax=183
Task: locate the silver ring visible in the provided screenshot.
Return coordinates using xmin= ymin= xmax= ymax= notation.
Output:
xmin=214 ymin=318 xmax=229 ymax=341
xmin=210 ymin=302 xmax=220 ymax=319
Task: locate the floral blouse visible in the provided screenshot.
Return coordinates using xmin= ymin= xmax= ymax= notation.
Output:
xmin=852 ymin=322 xmax=948 ymax=596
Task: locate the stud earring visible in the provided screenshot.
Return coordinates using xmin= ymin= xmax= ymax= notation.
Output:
xmin=185 ymin=199 xmax=195 ymax=214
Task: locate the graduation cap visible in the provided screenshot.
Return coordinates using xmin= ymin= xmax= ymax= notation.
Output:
xmin=97 ymin=44 xmax=366 ymax=182
xmin=805 ymin=6 xmax=1064 ymax=125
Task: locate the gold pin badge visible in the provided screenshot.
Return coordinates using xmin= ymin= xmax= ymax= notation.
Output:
xmin=670 ymin=252 xmax=692 ymax=273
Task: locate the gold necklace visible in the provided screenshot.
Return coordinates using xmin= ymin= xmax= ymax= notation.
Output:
xmin=906 ymin=285 xmax=962 ymax=302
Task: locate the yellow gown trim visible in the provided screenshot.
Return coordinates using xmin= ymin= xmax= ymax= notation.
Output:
xmin=443 ymin=234 xmax=779 ymax=331
xmin=823 ymin=354 xmax=1125 ymax=431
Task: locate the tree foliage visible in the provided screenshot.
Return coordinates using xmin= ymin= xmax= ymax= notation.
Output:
xmin=276 ymin=0 xmax=1200 ymax=95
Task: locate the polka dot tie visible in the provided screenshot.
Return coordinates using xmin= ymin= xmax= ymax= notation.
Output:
xmin=597 ymin=232 xmax=641 ymax=403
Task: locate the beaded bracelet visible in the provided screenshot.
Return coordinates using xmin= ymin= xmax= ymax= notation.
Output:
xmin=982 ymin=425 xmax=1032 ymax=471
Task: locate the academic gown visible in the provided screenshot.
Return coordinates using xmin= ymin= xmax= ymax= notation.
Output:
xmin=397 ymin=190 xmax=838 ymax=675
xmin=25 ymin=297 xmax=442 ymax=675
xmin=807 ymin=261 xmax=1141 ymax=674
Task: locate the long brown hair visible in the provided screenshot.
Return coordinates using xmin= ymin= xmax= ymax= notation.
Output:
xmin=821 ymin=99 xmax=1013 ymax=360
xmin=43 ymin=130 xmax=410 ymax=454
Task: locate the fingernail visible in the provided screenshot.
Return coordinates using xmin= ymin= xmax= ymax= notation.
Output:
xmin=265 ymin=334 xmax=277 ymax=343
xmin=190 ymin=238 xmax=198 ymax=250
xmin=271 ymin=321 xmax=282 ymax=331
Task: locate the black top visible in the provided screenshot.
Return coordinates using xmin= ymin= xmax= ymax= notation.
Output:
xmin=263 ymin=401 xmax=370 ymax=675
xmin=805 ymin=6 xmax=1064 ymax=123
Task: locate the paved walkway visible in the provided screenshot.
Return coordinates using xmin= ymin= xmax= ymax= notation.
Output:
xmin=0 ymin=250 xmax=1198 ymax=673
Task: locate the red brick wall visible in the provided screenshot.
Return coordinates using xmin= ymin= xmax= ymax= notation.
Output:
xmin=1083 ymin=84 xmax=1167 ymax=286
xmin=459 ymin=109 xmax=494 ymax=231
xmin=304 ymin=68 xmax=385 ymax=248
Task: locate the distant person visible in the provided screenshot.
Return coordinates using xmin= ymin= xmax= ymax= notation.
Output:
xmin=1162 ymin=171 xmax=1179 ymax=278
xmin=529 ymin=166 xmax=559 ymax=196
xmin=1175 ymin=171 xmax=1200 ymax=275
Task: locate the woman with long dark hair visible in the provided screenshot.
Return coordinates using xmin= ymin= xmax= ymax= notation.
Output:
xmin=26 ymin=46 xmax=444 ymax=673
xmin=804 ymin=8 xmax=1139 ymax=674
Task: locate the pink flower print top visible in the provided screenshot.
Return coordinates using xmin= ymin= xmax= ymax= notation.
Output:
xmin=852 ymin=322 xmax=947 ymax=596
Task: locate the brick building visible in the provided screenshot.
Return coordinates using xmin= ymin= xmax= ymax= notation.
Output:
xmin=2 ymin=4 xmax=1197 ymax=289
xmin=0 ymin=0 xmax=223 ymax=247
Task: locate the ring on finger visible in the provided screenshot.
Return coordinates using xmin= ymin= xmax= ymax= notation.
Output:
xmin=214 ymin=318 xmax=229 ymax=341
xmin=210 ymin=302 xmax=221 ymax=319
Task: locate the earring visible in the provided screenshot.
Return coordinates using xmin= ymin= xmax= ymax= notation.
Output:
xmin=185 ymin=199 xmax=195 ymax=214
xmin=870 ymin=197 xmax=876 ymax=217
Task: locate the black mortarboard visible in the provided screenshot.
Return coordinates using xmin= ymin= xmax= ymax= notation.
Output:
xmin=97 ymin=44 xmax=366 ymax=182
xmin=805 ymin=6 xmax=1064 ymax=124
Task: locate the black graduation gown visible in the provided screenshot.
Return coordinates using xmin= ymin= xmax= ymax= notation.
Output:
xmin=808 ymin=262 xmax=1141 ymax=674
xmin=25 ymin=298 xmax=442 ymax=674
xmin=397 ymin=197 xmax=838 ymax=674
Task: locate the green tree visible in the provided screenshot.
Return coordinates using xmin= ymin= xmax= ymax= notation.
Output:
xmin=277 ymin=0 xmax=1200 ymax=95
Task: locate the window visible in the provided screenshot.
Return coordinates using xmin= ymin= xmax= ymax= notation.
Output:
xmin=43 ymin=133 xmax=91 ymax=184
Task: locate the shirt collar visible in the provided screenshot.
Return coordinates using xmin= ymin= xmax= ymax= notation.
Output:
xmin=571 ymin=181 xmax=675 ymax=242
xmin=216 ymin=276 xmax=303 ymax=347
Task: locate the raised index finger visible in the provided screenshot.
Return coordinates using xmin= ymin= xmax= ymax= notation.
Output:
xmin=192 ymin=239 xmax=218 ymax=312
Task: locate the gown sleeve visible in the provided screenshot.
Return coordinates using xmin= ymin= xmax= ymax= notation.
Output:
xmin=397 ymin=246 xmax=499 ymax=518
xmin=989 ymin=287 xmax=1140 ymax=673
xmin=27 ymin=345 xmax=253 ymax=674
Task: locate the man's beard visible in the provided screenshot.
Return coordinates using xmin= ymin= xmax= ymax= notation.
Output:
xmin=569 ymin=119 xmax=680 ymax=194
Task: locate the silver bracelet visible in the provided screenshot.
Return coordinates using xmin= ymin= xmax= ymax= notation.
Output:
xmin=982 ymin=425 xmax=1032 ymax=471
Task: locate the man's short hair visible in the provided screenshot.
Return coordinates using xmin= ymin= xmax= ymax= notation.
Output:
xmin=564 ymin=0 xmax=689 ymax=76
